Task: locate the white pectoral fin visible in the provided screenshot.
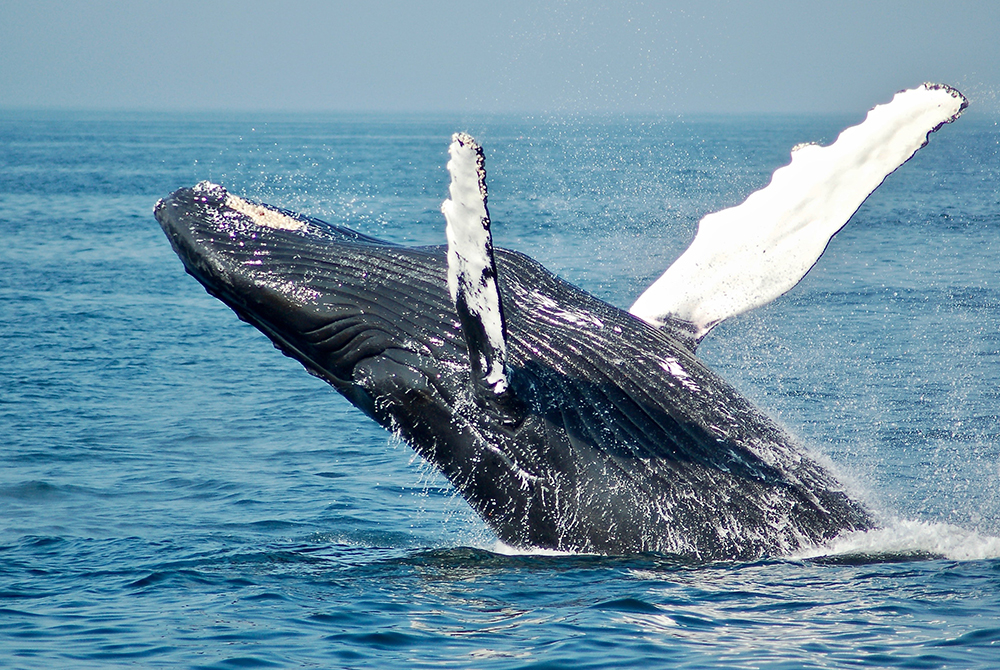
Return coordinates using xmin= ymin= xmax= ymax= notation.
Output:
xmin=442 ymin=132 xmax=509 ymax=395
xmin=629 ymin=83 xmax=968 ymax=344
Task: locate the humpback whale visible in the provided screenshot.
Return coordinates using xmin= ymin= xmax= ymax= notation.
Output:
xmin=156 ymin=84 xmax=967 ymax=561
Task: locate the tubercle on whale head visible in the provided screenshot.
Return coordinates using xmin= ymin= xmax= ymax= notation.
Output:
xmin=224 ymin=193 xmax=306 ymax=231
xmin=155 ymin=181 xmax=307 ymax=231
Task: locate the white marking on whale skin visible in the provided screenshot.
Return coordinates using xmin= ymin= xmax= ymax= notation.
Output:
xmin=192 ymin=180 xmax=304 ymax=232
xmin=251 ymin=273 xmax=321 ymax=307
xmin=657 ymin=357 xmax=699 ymax=393
xmin=225 ymin=193 xmax=306 ymax=231
xmin=529 ymin=291 xmax=606 ymax=330
xmin=442 ymin=132 xmax=509 ymax=394
xmin=630 ymin=83 xmax=967 ymax=342
xmin=185 ymin=183 xmax=312 ymax=306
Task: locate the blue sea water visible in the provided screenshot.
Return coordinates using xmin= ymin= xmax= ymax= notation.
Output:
xmin=2 ymin=107 xmax=1000 ymax=668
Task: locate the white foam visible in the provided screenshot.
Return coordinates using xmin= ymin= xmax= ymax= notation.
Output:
xmin=487 ymin=520 xmax=1000 ymax=562
xmin=490 ymin=539 xmax=581 ymax=556
xmin=630 ymin=83 xmax=967 ymax=341
xmin=793 ymin=519 xmax=1000 ymax=562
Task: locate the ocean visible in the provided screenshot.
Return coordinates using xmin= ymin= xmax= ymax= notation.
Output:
xmin=2 ymin=107 xmax=1000 ymax=668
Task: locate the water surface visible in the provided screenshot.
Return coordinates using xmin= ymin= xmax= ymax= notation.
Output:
xmin=2 ymin=109 xmax=1000 ymax=668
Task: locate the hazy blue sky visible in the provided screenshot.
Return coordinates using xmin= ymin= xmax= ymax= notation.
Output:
xmin=2 ymin=0 xmax=999 ymax=114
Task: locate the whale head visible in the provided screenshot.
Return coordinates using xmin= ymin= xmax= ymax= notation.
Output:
xmin=154 ymin=181 xmax=468 ymax=423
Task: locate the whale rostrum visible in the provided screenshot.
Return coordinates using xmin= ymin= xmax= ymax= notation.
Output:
xmin=155 ymin=84 xmax=966 ymax=560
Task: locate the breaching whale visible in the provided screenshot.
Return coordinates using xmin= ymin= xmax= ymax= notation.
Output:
xmin=156 ymin=84 xmax=967 ymax=560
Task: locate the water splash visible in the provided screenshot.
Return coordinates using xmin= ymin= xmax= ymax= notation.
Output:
xmin=793 ymin=518 xmax=1000 ymax=562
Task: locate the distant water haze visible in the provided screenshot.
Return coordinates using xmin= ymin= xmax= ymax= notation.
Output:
xmin=1 ymin=1 xmax=999 ymax=114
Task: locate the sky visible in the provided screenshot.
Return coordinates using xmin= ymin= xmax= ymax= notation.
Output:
xmin=2 ymin=0 xmax=999 ymax=115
